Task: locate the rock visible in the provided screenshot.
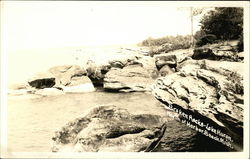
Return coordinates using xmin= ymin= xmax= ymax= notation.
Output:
xmin=192 ymin=44 xmax=240 ymax=62
xmin=152 ymin=59 xmax=243 ymax=151
xmin=237 ymin=52 xmax=244 ymax=60
xmin=86 ymin=54 xmax=157 ymax=87
xmin=103 ymin=64 xmax=155 ymax=92
xmin=49 ymin=65 xmax=87 ymax=86
xmin=192 ymin=47 xmax=217 ymax=60
xmin=62 ymin=76 xmax=95 ymax=93
xmin=158 ymin=65 xmax=175 ymax=77
xmin=86 ymin=60 xmax=112 ymax=86
xmin=68 ymin=76 xmax=93 ymax=87
xmin=51 ymin=105 xmax=166 ymax=152
xmin=28 ymin=72 xmax=56 ymax=89
xmin=155 ymin=54 xmax=177 ymax=70
xmin=135 ymin=56 xmax=158 ymax=78
xmin=62 ymin=83 xmax=95 ymax=93
xmin=103 ymin=56 xmax=158 ymax=92
xmin=154 ymin=119 xmax=230 ymax=152
xmin=34 ymin=88 xmax=65 ymax=96
xmin=28 ymin=65 xmax=93 ymax=93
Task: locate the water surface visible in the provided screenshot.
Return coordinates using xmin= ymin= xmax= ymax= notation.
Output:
xmin=8 ymin=91 xmax=167 ymax=152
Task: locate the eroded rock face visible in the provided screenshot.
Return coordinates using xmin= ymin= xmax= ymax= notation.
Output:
xmin=85 ymin=48 xmax=156 ymax=87
xmin=192 ymin=44 xmax=242 ymax=62
xmin=49 ymin=65 xmax=87 ymax=86
xmin=86 ymin=60 xmax=112 ymax=86
xmin=152 ymin=59 xmax=243 ymax=151
xmin=51 ymin=105 xmax=166 ymax=152
xmin=103 ymin=66 xmax=154 ymax=92
xmin=103 ymin=56 xmax=158 ymax=92
xmin=155 ymin=54 xmax=177 ymax=70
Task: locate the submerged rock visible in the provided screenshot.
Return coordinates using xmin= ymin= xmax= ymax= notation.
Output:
xmin=152 ymin=59 xmax=243 ymax=151
xmin=51 ymin=105 xmax=166 ymax=152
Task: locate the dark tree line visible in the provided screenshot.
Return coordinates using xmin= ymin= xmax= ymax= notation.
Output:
xmin=195 ymin=7 xmax=243 ymax=51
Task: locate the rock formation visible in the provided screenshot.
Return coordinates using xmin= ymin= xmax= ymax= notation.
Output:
xmin=27 ymin=65 xmax=95 ymax=95
xmin=192 ymin=43 xmax=243 ymax=62
xmin=152 ymin=58 xmax=243 ymax=151
xmin=51 ymin=105 xmax=166 ymax=152
xmin=103 ymin=56 xmax=158 ymax=92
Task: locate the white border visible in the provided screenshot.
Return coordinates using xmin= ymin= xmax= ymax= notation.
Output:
xmin=1 ymin=1 xmax=249 ymax=159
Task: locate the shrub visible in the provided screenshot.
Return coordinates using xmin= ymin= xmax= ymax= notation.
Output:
xmin=140 ymin=35 xmax=192 ymax=55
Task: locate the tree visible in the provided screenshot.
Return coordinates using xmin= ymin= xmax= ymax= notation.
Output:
xmin=200 ymin=7 xmax=243 ymax=40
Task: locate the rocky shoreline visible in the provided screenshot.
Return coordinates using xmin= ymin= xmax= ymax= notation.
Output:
xmin=8 ymin=41 xmax=244 ymax=152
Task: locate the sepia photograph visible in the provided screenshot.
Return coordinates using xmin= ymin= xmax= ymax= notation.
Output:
xmin=0 ymin=1 xmax=249 ymax=158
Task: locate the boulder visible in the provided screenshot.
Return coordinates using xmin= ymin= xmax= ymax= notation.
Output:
xmin=192 ymin=44 xmax=240 ymax=62
xmin=62 ymin=76 xmax=95 ymax=93
xmin=86 ymin=60 xmax=112 ymax=86
xmin=103 ymin=56 xmax=159 ymax=93
xmin=154 ymin=119 xmax=229 ymax=152
xmin=85 ymin=55 xmax=139 ymax=86
xmin=51 ymin=105 xmax=166 ymax=152
xmin=152 ymin=59 xmax=243 ymax=151
xmin=104 ymin=65 xmax=154 ymax=92
xmin=49 ymin=65 xmax=87 ymax=86
xmin=155 ymin=54 xmax=177 ymax=70
xmin=86 ymin=55 xmax=158 ymax=88
xmin=28 ymin=72 xmax=56 ymax=89
xmin=158 ymin=65 xmax=175 ymax=77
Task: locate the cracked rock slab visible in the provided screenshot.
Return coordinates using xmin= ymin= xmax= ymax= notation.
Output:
xmin=152 ymin=59 xmax=243 ymax=150
xmin=51 ymin=105 xmax=166 ymax=152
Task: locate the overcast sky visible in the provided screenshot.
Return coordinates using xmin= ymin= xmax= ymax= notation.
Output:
xmin=1 ymin=1 xmax=245 ymax=50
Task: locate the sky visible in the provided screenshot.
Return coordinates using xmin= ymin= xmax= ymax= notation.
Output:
xmin=0 ymin=2 xmax=222 ymax=50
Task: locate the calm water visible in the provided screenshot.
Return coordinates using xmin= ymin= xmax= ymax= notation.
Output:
xmin=7 ymin=91 xmax=168 ymax=152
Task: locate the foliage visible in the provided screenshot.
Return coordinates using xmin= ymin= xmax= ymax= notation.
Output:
xmin=199 ymin=7 xmax=243 ymax=41
xmin=140 ymin=35 xmax=192 ymax=55
xmin=194 ymin=7 xmax=243 ymax=49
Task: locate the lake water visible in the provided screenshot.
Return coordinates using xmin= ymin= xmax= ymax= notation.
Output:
xmin=7 ymin=91 xmax=169 ymax=152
